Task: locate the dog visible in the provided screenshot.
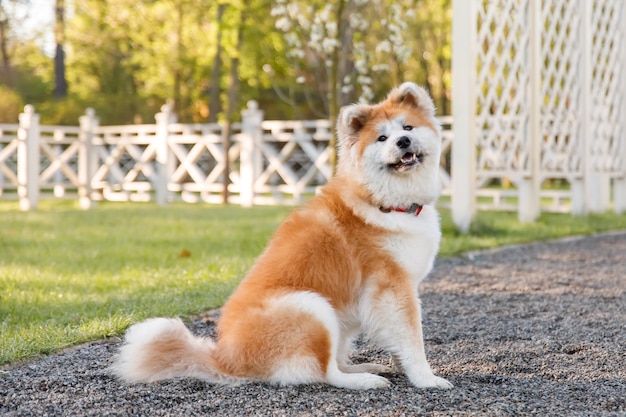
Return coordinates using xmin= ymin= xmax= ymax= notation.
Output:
xmin=111 ymin=82 xmax=452 ymax=390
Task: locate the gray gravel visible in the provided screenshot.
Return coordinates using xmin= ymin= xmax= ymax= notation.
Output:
xmin=2 ymin=231 xmax=625 ymax=416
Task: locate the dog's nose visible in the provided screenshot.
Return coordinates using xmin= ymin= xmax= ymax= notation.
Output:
xmin=396 ymin=136 xmax=411 ymax=149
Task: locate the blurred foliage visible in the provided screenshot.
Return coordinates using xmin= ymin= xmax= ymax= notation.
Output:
xmin=0 ymin=0 xmax=451 ymax=125
xmin=0 ymin=84 xmax=23 ymax=122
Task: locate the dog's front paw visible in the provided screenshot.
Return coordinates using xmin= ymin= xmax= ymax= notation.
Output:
xmin=410 ymin=372 xmax=453 ymax=389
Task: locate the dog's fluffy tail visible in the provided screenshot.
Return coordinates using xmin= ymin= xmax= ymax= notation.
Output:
xmin=110 ymin=318 xmax=238 ymax=384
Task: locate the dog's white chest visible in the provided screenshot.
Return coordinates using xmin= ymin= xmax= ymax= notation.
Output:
xmin=383 ymin=208 xmax=441 ymax=284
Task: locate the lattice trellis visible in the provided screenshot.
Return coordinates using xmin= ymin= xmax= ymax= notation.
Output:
xmin=475 ymin=0 xmax=530 ymax=181
xmin=452 ymin=0 xmax=626 ymax=230
xmin=540 ymin=0 xmax=581 ymax=179
xmin=589 ymin=1 xmax=623 ymax=174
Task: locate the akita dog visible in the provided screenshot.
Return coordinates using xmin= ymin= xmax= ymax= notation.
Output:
xmin=112 ymin=82 xmax=452 ymax=390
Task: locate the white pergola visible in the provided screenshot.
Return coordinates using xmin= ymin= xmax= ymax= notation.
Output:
xmin=451 ymin=0 xmax=626 ymax=232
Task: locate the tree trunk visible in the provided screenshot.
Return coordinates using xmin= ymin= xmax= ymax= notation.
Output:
xmin=0 ymin=14 xmax=12 ymax=86
xmin=54 ymin=0 xmax=67 ymax=98
xmin=328 ymin=0 xmax=346 ymax=174
xmin=222 ymin=8 xmax=245 ymax=204
xmin=338 ymin=2 xmax=355 ymax=107
xmin=172 ymin=0 xmax=184 ymax=115
xmin=208 ymin=4 xmax=225 ymax=123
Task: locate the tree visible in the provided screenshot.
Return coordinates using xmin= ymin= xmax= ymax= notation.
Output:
xmin=65 ymin=0 xmax=142 ymax=122
xmin=0 ymin=0 xmax=30 ymax=87
xmin=270 ymin=0 xmax=418 ymax=169
xmin=408 ymin=0 xmax=452 ymax=114
xmin=0 ymin=4 xmax=11 ymax=86
xmin=0 ymin=0 xmax=56 ymax=121
xmin=221 ymin=5 xmax=245 ymax=203
xmin=0 ymin=84 xmax=22 ymax=122
xmin=208 ymin=3 xmax=225 ymax=123
xmin=1 ymin=0 xmax=451 ymax=125
xmin=53 ymin=0 xmax=67 ymax=98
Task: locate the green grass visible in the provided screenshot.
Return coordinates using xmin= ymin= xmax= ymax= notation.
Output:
xmin=1 ymin=199 xmax=625 ymax=366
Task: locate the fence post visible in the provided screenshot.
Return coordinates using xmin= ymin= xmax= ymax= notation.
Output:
xmin=615 ymin=176 xmax=626 ymax=214
xmin=574 ymin=0 xmax=592 ymax=215
xmin=519 ymin=0 xmax=542 ymax=223
xmin=240 ymin=101 xmax=263 ymax=207
xmin=587 ymin=174 xmax=611 ymax=213
xmin=17 ymin=105 xmax=40 ymax=211
xmin=580 ymin=1 xmax=612 ymax=214
xmin=451 ymin=0 xmax=476 ymax=233
xmin=570 ymin=180 xmax=585 ymax=215
xmin=78 ymin=108 xmax=98 ymax=209
xmin=616 ymin=2 xmax=626 ymax=214
xmin=154 ymin=104 xmax=175 ymax=205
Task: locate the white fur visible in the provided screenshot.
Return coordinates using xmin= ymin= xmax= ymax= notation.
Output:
xmin=354 ymin=205 xmax=451 ymax=389
xmin=268 ymin=291 xmax=390 ymax=389
xmin=268 ymin=356 xmax=322 ymax=386
xmin=111 ymin=318 xmax=237 ymax=385
xmin=359 ymin=125 xmax=442 ymax=209
xmin=124 ymin=317 xmax=182 ymax=345
xmin=383 ymin=206 xmax=441 ymax=283
xmin=359 ymin=289 xmax=452 ymax=389
xmin=335 ymin=198 xmax=451 ymax=389
xmin=334 ymin=83 xmax=452 ymax=389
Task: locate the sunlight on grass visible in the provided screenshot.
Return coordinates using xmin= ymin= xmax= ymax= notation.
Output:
xmin=1 ymin=200 xmax=625 ymax=365
xmin=439 ymin=209 xmax=626 ymax=256
xmin=0 ymin=201 xmax=292 ymax=365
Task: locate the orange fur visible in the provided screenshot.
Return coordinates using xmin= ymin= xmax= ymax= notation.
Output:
xmin=213 ymin=303 xmax=330 ymax=379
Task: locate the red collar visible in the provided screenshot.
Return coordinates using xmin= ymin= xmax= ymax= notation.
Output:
xmin=379 ymin=203 xmax=424 ymax=216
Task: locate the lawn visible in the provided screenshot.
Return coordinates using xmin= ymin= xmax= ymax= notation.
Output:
xmin=1 ymin=200 xmax=625 ymax=365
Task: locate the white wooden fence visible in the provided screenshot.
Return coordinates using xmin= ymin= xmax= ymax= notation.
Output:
xmin=452 ymin=0 xmax=626 ymax=231
xmin=3 ymin=88 xmax=625 ymax=225
xmin=0 ymin=103 xmax=454 ymax=210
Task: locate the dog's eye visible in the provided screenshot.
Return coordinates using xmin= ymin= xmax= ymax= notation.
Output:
xmin=403 ymin=125 xmax=413 ymax=131
xmin=377 ymin=135 xmax=388 ymax=142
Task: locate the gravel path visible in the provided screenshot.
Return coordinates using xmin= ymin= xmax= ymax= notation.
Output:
xmin=2 ymin=231 xmax=625 ymax=416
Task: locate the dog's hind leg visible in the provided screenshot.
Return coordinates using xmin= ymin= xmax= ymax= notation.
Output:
xmin=270 ymin=291 xmax=389 ymax=389
xmin=339 ymin=362 xmax=393 ymax=375
xmin=334 ymin=326 xmax=394 ymax=376
xmin=326 ymin=362 xmax=390 ymax=389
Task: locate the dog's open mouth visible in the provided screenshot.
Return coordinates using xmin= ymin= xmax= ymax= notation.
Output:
xmin=388 ymin=152 xmax=423 ymax=171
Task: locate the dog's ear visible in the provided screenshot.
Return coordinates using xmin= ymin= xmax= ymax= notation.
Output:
xmin=387 ymin=82 xmax=436 ymax=117
xmin=336 ymin=104 xmax=371 ymax=146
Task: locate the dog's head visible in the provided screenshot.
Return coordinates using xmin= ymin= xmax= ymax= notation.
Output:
xmin=336 ymin=82 xmax=442 ymax=208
